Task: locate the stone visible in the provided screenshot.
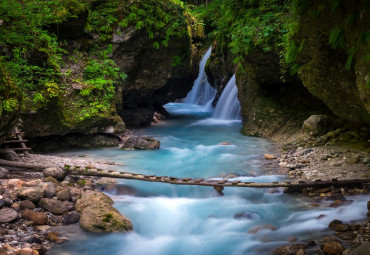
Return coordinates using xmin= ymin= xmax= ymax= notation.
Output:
xmin=330 ymin=160 xmax=345 ymax=166
xmin=26 ymin=237 xmax=42 ymax=244
xmin=55 ymin=187 xmax=72 ymax=201
xmin=38 ymin=198 xmax=72 ymax=215
xmin=75 ymin=191 xmax=113 ymax=212
xmin=42 ymin=176 xmax=59 ymax=185
xmin=218 ymin=142 xmax=232 ymax=145
xmin=18 ymin=187 xmax=44 ymax=202
xmin=120 ymin=137 xmax=160 ymax=150
xmin=363 ymin=158 xmax=370 ymax=164
xmin=20 ymin=200 xmax=36 ymax=210
xmin=302 ymin=115 xmax=330 ymax=135
xmin=0 ymin=207 xmax=18 ymax=223
xmin=0 ymin=167 xmax=9 ymax=178
xmin=334 ymin=224 xmax=349 ymax=232
xmin=328 ymin=219 xmax=343 ymax=230
xmin=273 ymin=244 xmax=307 ymax=255
xmin=46 ymin=232 xmax=59 ymax=242
xmin=321 ymin=242 xmax=343 ymax=255
xmin=0 ymin=199 xmax=5 ymax=208
xmin=325 ymin=193 xmax=346 ymax=201
xmin=234 ymin=211 xmax=261 ymax=220
xmin=38 ymin=182 xmax=56 ymax=198
xmin=336 ymin=231 xmax=356 ymax=240
xmin=0 ymin=148 xmax=20 ymax=161
xmin=36 ymin=225 xmax=51 ymax=231
xmin=95 ymin=178 xmax=118 ymax=186
xmin=264 ymin=154 xmax=277 ymax=160
xmin=20 ymin=209 xmax=48 ymax=225
xmin=345 ymin=158 xmax=359 ymax=164
xmin=367 ymin=201 xmax=370 ymax=210
xmin=62 ymin=212 xmax=80 ymax=225
xmin=31 ymin=244 xmax=47 ymax=255
xmin=350 ymin=242 xmax=370 ymax=255
xmin=43 ymin=167 xmax=65 ymax=181
xmin=16 ymin=248 xmax=34 ymax=255
xmin=248 ymin=224 xmax=277 ymax=234
xmin=79 ymin=205 xmax=133 ymax=233
xmin=296 ymin=249 xmax=305 ymax=255
xmin=8 ymin=179 xmax=24 ymax=189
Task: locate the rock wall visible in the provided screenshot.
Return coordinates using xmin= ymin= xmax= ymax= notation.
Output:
xmin=293 ymin=0 xmax=370 ymax=124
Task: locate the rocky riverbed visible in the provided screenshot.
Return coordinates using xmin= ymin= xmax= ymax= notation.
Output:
xmin=0 ymin=154 xmax=133 ymax=255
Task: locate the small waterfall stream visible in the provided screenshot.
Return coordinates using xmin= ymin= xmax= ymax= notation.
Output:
xmin=184 ymin=47 xmax=216 ymax=106
xmin=213 ymin=74 xmax=241 ymax=120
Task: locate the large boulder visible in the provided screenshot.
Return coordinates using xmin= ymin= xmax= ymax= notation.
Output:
xmin=38 ymin=198 xmax=73 ymax=215
xmin=20 ymin=209 xmax=48 ymax=225
xmin=39 ymin=182 xmax=56 ymax=198
xmin=350 ymin=242 xmax=370 ymax=255
xmin=302 ymin=115 xmax=331 ymax=135
xmin=0 ymin=207 xmax=18 ymax=223
xmin=79 ymin=205 xmax=133 ymax=233
xmin=120 ymin=137 xmax=160 ymax=150
xmin=17 ymin=187 xmax=44 ymax=202
xmin=76 ymin=190 xmax=132 ymax=233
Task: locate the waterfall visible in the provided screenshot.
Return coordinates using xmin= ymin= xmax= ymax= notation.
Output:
xmin=212 ymin=74 xmax=241 ymax=120
xmin=184 ymin=47 xmax=216 ymax=106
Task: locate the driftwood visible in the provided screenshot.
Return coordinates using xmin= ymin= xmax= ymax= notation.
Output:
xmin=1 ymin=159 xmax=370 ymax=191
xmin=0 ymin=159 xmax=53 ymax=170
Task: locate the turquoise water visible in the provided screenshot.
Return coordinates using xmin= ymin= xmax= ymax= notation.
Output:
xmin=50 ymin=103 xmax=368 ymax=255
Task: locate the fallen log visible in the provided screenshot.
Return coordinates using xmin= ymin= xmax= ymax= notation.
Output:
xmin=0 ymin=159 xmax=53 ymax=170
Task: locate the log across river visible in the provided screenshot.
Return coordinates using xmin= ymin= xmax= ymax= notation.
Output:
xmin=1 ymin=159 xmax=369 ymax=191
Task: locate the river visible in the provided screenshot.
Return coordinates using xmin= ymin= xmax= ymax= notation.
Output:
xmin=50 ymin=103 xmax=368 ymax=255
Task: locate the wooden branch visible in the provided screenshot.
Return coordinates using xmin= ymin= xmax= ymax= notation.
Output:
xmin=0 ymin=159 xmax=53 ymax=170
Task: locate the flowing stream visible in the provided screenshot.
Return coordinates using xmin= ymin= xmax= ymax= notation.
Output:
xmin=50 ymin=103 xmax=368 ymax=255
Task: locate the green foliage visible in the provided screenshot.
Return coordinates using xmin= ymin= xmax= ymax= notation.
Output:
xmin=87 ymin=0 xmax=190 ymax=48
xmin=329 ymin=27 xmax=346 ymax=49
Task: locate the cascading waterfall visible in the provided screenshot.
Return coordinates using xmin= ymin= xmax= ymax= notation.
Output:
xmin=184 ymin=47 xmax=216 ymax=106
xmin=212 ymin=74 xmax=241 ymax=120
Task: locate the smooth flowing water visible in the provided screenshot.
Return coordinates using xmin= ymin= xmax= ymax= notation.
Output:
xmin=184 ymin=47 xmax=216 ymax=106
xmin=213 ymin=74 xmax=242 ymax=120
xmin=51 ymin=103 xmax=368 ymax=255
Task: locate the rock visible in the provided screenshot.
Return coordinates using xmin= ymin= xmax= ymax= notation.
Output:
xmin=31 ymin=244 xmax=47 ymax=255
xmin=43 ymin=167 xmax=65 ymax=181
xmin=234 ymin=211 xmax=261 ymax=220
xmin=273 ymin=244 xmax=307 ymax=255
xmin=325 ymin=193 xmax=346 ymax=201
xmin=0 ymin=148 xmax=20 ymax=161
xmin=38 ymin=198 xmax=72 ymax=215
xmin=36 ymin=225 xmax=51 ymax=231
xmin=38 ymin=182 xmax=56 ymax=198
xmin=350 ymin=242 xmax=370 ymax=255
xmin=18 ymin=187 xmax=44 ymax=202
xmin=16 ymin=248 xmax=34 ymax=255
xmin=336 ymin=231 xmax=356 ymax=240
xmin=19 ymin=200 xmax=36 ymax=210
xmin=330 ymin=160 xmax=345 ymax=166
xmin=46 ymin=232 xmax=59 ymax=242
xmin=334 ymin=224 xmax=349 ymax=232
xmin=120 ymin=137 xmax=160 ymax=150
xmin=363 ymin=158 xmax=370 ymax=164
xmin=8 ymin=179 xmax=24 ymax=189
xmin=345 ymin=158 xmax=359 ymax=164
xmin=55 ymin=187 xmax=72 ymax=201
xmin=26 ymin=237 xmax=42 ymax=244
xmin=321 ymin=242 xmax=343 ymax=255
xmin=79 ymin=205 xmax=133 ymax=233
xmin=62 ymin=212 xmax=80 ymax=225
xmin=95 ymin=178 xmax=118 ymax=186
xmin=0 ymin=199 xmax=5 ymax=208
xmin=0 ymin=207 xmax=18 ymax=222
xmin=248 ymin=224 xmax=277 ymax=234
xmin=75 ymin=191 xmax=113 ymax=212
xmin=20 ymin=209 xmax=48 ymax=225
xmin=218 ymin=142 xmax=232 ymax=145
xmin=302 ymin=115 xmax=330 ymax=135
xmin=264 ymin=154 xmax=277 ymax=160
xmin=328 ymin=219 xmax=343 ymax=230
xmin=367 ymin=201 xmax=370 ymax=210
xmin=0 ymin=167 xmax=9 ymax=178
xmin=42 ymin=176 xmax=59 ymax=185
xmin=296 ymin=249 xmax=305 ymax=255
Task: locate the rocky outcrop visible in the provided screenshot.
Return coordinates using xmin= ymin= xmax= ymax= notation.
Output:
xmin=113 ymin=25 xmax=197 ymax=127
xmin=235 ymin=50 xmax=332 ymax=143
xmin=293 ymin=0 xmax=370 ymax=124
xmin=120 ymin=136 xmax=160 ymax=150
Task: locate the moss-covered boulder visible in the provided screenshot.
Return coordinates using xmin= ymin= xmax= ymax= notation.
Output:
xmin=293 ymin=0 xmax=370 ymax=124
xmin=76 ymin=190 xmax=132 ymax=233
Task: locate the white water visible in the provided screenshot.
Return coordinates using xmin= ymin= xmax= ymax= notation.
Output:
xmin=50 ymin=103 xmax=369 ymax=255
xmin=213 ymin=74 xmax=241 ymax=120
xmin=184 ymin=47 xmax=216 ymax=106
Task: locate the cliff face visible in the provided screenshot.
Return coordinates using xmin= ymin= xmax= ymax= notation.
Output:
xmin=0 ymin=0 xmax=198 ymax=150
xmin=293 ymin=0 xmax=370 ymax=125
xmin=113 ymin=26 xmax=197 ymax=127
